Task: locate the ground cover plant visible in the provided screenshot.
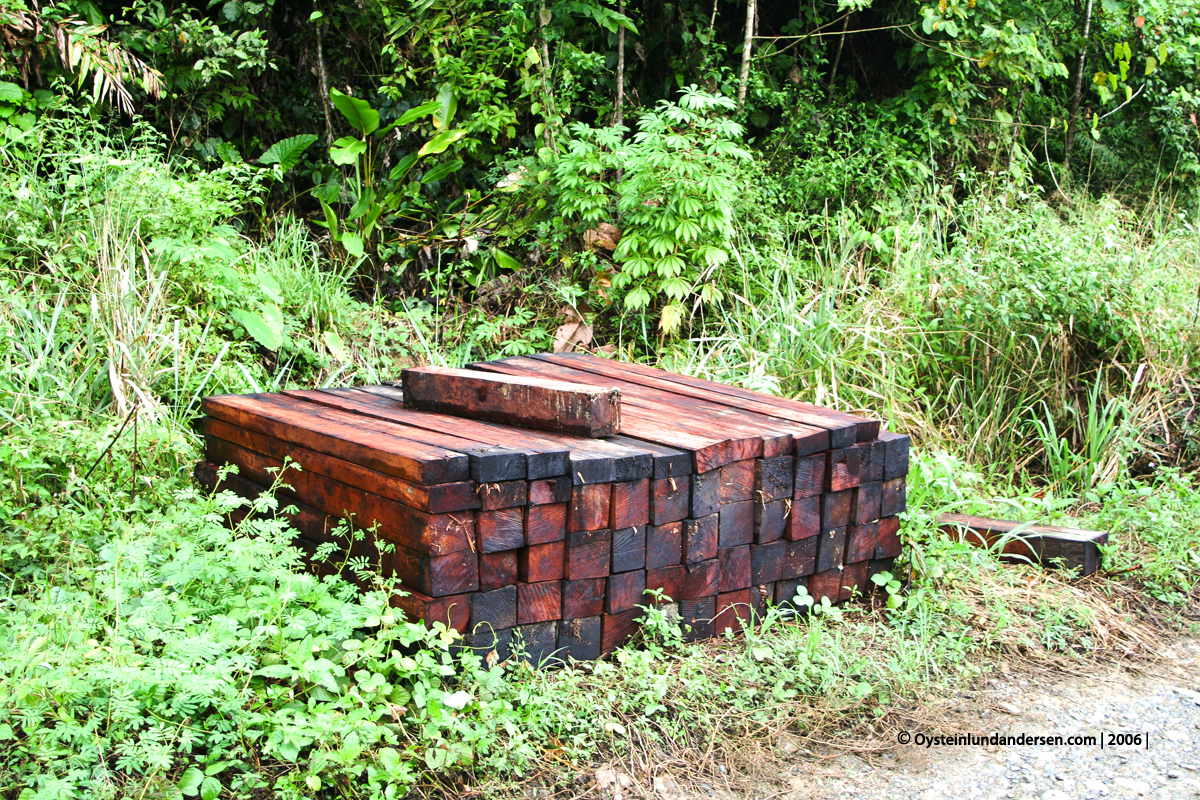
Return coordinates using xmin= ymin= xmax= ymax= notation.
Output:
xmin=2 ymin=0 xmax=1200 ymax=796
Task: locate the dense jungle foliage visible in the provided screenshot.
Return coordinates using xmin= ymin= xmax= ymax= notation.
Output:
xmin=2 ymin=1 xmax=1200 ymax=798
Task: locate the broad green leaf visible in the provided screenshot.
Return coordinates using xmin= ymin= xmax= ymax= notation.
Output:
xmin=0 ymin=724 xmax=12 ymax=740
xmin=442 ymin=690 xmax=472 ymax=709
xmin=323 ymin=330 xmax=351 ymax=362
xmin=1144 ymin=56 xmax=1157 ymax=76
xmin=178 ymin=767 xmax=204 ymax=796
xmin=379 ymin=748 xmax=401 ymax=772
xmin=330 ymin=88 xmax=379 ymax=135
xmin=254 ymin=269 xmax=284 ymax=304
xmin=258 ymin=134 xmax=317 ymax=170
xmin=230 ymin=306 xmax=283 ymax=351
xmin=0 ymin=81 xmax=23 ymax=103
xmin=200 ymin=776 xmax=221 ymax=800
xmin=433 ymin=84 xmax=457 ymax=130
xmin=329 ymin=136 xmax=366 ymax=166
xmin=418 ymin=129 xmax=466 ymax=156
xmin=420 ymin=158 xmax=463 ymax=184
xmin=397 ymin=100 xmax=440 ymax=125
xmin=491 ymin=248 xmax=520 ymax=271
xmin=341 ymin=232 xmax=365 ymax=258
xmin=389 ymin=151 xmax=421 ymax=181
xmin=346 ymin=186 xmax=374 ymax=221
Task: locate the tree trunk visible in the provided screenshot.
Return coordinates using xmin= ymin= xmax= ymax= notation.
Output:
xmin=537 ymin=6 xmax=558 ymax=152
xmin=1064 ymin=0 xmax=1095 ymax=177
xmin=316 ymin=19 xmax=334 ymax=146
xmin=827 ymin=13 xmax=851 ymax=90
xmin=615 ymin=2 xmax=625 ymax=127
xmin=736 ymin=0 xmax=756 ymax=110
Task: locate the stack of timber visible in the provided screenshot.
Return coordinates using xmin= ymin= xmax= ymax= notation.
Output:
xmin=193 ymin=353 xmax=909 ymax=664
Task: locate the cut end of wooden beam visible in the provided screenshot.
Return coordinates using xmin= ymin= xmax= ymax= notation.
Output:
xmin=403 ymin=366 xmax=621 ymax=438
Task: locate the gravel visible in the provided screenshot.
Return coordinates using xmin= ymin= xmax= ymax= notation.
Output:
xmin=769 ymin=640 xmax=1200 ymax=800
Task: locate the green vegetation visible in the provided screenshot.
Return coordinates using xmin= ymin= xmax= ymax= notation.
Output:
xmin=2 ymin=0 xmax=1200 ymax=797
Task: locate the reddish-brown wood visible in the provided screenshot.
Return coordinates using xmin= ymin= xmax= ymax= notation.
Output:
xmin=479 ymin=550 xmax=518 ymax=591
xmin=606 ymin=569 xmax=647 ymax=613
xmin=845 ymin=522 xmax=879 ymax=565
xmin=391 ymin=589 xmax=472 ymax=633
xmin=557 ymin=615 xmax=602 ymax=661
xmin=528 ymin=476 xmax=572 ymax=505
xmin=816 ymin=527 xmax=847 ymax=573
xmin=646 ymin=521 xmax=683 ymax=569
xmin=518 ymin=580 xmax=562 ymax=624
xmin=569 ymin=483 xmax=612 ymax=532
xmin=876 ymin=516 xmax=902 ymax=559
xmin=750 ymin=540 xmax=785 ymax=584
xmin=645 ymin=565 xmax=686 ymax=601
xmin=204 ymin=436 xmax=474 ymax=555
xmin=682 ymin=514 xmax=718 ymax=563
xmin=476 ymin=508 xmax=525 ymax=553
xmin=478 ymin=480 xmax=528 ymax=510
xmin=610 ymin=479 xmax=650 ymax=529
xmin=681 ymin=596 xmax=716 ymax=641
xmin=878 ymin=431 xmax=911 ymax=481
xmin=650 ymin=477 xmax=690 ymax=525
xmin=562 ymin=577 xmax=606 ymax=619
xmin=202 ymin=393 xmax=471 ymax=484
xmin=808 ymin=568 xmax=843 ymax=603
xmin=780 ymin=537 xmax=817 ymax=580
xmin=793 ymin=453 xmax=827 ymax=498
xmin=690 ymin=470 xmax=722 ymax=517
xmin=788 ymin=495 xmax=820 ymax=540
xmin=388 ymin=544 xmax=479 ymax=596
xmin=714 ymin=589 xmax=752 ymax=634
xmin=525 ymin=503 xmax=567 ymax=546
xmin=755 ymin=457 xmax=794 ymax=502
xmin=860 ymin=440 xmax=884 ymax=484
xmin=718 ymin=500 xmax=754 ymax=548
xmin=535 ymin=352 xmax=868 ymax=448
xmin=518 ymin=541 xmax=565 ymax=583
xmin=820 ymin=489 xmax=853 ymax=531
xmin=754 ymin=499 xmax=789 ymax=544
xmin=840 ymin=561 xmax=869 ymax=601
xmin=402 ymin=365 xmax=622 ymax=437
xmin=681 ymin=559 xmax=719 ymax=599
xmin=470 ymin=585 xmax=517 ymax=631
xmin=937 ymin=513 xmax=1104 ymax=575
xmin=881 ymin=477 xmax=907 ymax=517
xmin=564 ymin=529 xmax=612 ymax=580
xmin=201 ymin=417 xmax=480 ymax=513
xmin=719 ymin=545 xmax=752 ymax=592
xmin=719 ymin=460 xmax=756 ymax=503
xmin=852 ymin=482 xmax=882 ymax=526
xmin=826 ymin=446 xmax=862 ymax=491
xmin=611 ymin=526 xmax=646 ymax=573
xmin=600 ymin=608 xmax=643 ymax=655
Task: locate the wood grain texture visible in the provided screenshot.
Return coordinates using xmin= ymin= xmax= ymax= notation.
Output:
xmin=202 ymin=393 xmax=470 ymax=484
xmin=788 ymin=495 xmax=820 ymax=541
xmin=528 ymin=477 xmax=572 ymax=505
xmin=682 ymin=514 xmax=719 ymax=563
xmin=605 ymin=569 xmax=647 ymax=613
xmin=840 ymin=561 xmax=869 ymax=602
xmin=569 ymin=483 xmax=612 ymax=532
xmin=717 ymin=500 xmax=754 ymax=548
xmin=755 ymin=457 xmax=794 ymax=502
xmin=600 ymin=608 xmax=643 ymax=656
xmin=479 ymin=550 xmax=518 ymax=591
xmin=561 ymin=577 xmax=606 ymax=620
xmin=470 ymin=585 xmax=517 ymax=631
xmin=881 ymin=477 xmax=907 ymax=517
xmin=387 ymin=545 xmax=480 ymax=598
xmin=937 ymin=513 xmax=1105 ymax=575
xmin=793 ymin=453 xmax=827 ymax=498
xmin=690 ymin=470 xmax=722 ymax=517
xmin=754 ymin=499 xmax=790 ymax=544
xmin=476 ymin=508 xmax=525 ymax=553
xmin=611 ymin=526 xmax=647 ymax=573
xmin=200 ymin=417 xmax=480 ymax=513
xmin=390 ymin=589 xmax=472 ymax=633
xmin=478 ymin=480 xmax=528 ymax=510
xmin=719 ymin=545 xmax=752 ymax=592
xmin=750 ymin=540 xmax=785 ymax=584
xmin=518 ymin=541 xmax=565 ymax=583
xmin=719 ymin=460 xmax=755 ymax=503
xmin=402 ymin=365 xmax=621 ymax=437
xmin=564 ymin=529 xmax=612 ymax=580
xmin=780 ymin=537 xmax=818 ymax=580
xmin=610 ymin=479 xmax=650 ymax=530
xmin=646 ymin=521 xmax=683 ymax=569
xmin=860 ymin=440 xmax=884 ymax=484
xmin=525 ymin=503 xmax=567 ymax=546
xmin=876 ymin=516 xmax=902 ymax=559
xmin=650 ymin=477 xmax=690 ymax=525
xmin=518 ymin=580 xmax=562 ymax=624
xmin=714 ymin=589 xmax=752 ymax=634
xmin=681 ymin=559 xmax=720 ymax=599
xmin=852 ymin=482 xmax=882 ymax=526
xmin=513 ymin=621 xmax=561 ymax=666
xmin=879 ymin=431 xmax=911 ymax=481
xmin=203 ymin=436 xmax=474 ymax=555
xmin=845 ymin=522 xmax=879 ymax=565
xmin=680 ymin=596 xmax=716 ymax=641
xmin=816 ymin=527 xmax=847 ymax=573
xmin=645 ymin=565 xmax=686 ymax=602
xmin=820 ymin=489 xmax=853 ymax=531
xmin=826 ymin=446 xmax=863 ymax=491
xmin=557 ymin=615 xmax=602 ymax=661
xmin=609 ymin=436 xmax=692 ymax=479
xmin=808 ymin=568 xmax=843 ymax=603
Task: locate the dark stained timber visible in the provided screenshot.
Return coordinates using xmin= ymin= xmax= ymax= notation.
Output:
xmin=690 ymin=470 xmax=722 ymax=517
xmin=852 ymin=482 xmax=882 ymax=526
xmin=681 ymin=596 xmax=716 ymax=641
xmin=605 ymin=570 xmax=647 ymax=613
xmin=780 ymin=537 xmax=818 ymax=580
xmin=562 ymin=577 xmax=606 ymax=619
xmin=517 ymin=581 xmax=562 ymax=624
xmin=646 ymin=521 xmax=683 ymax=568
xmin=557 ymin=615 xmax=602 ymax=661
xmin=881 ymin=477 xmax=907 ymax=517
xmin=718 ymin=501 xmax=754 ymax=548
xmin=719 ymin=460 xmax=755 ymax=503
xmin=391 ymin=589 xmax=471 ymax=634
xmin=525 ymin=502 xmax=567 ymax=545
xmin=611 ymin=526 xmax=647 ymax=573
xmin=878 ymin=431 xmax=911 ymax=481
xmin=476 ymin=508 xmax=525 ymax=553
xmin=513 ymin=621 xmax=561 ymax=666
xmin=564 ymin=529 xmax=612 ymax=580
xmin=816 ymin=527 xmax=847 ymax=573
xmin=479 ymin=550 xmax=518 ymax=591
xmin=788 ymin=495 xmax=820 ymax=541
xmin=718 ymin=545 xmax=752 ymax=592
xmin=470 ymin=585 xmax=517 ymax=631
xmin=755 ymin=457 xmax=794 ymax=502
xmin=793 ymin=453 xmax=827 ymax=498
xmin=528 ymin=477 xmax=572 ymax=505
xmin=600 ymin=608 xmax=643 ymax=656
xmin=876 ymin=516 xmax=903 ymax=559
xmin=820 ymin=489 xmax=853 ymax=531
xmin=645 ymin=565 xmax=686 ymax=602
xmin=682 ymin=514 xmax=718 ymax=563
xmin=478 ymin=480 xmax=528 ymax=510
xmin=845 ymin=522 xmax=880 ymax=565
xmin=754 ymin=499 xmax=790 ymax=544
xmin=650 ymin=477 xmax=690 ymax=525
xmin=518 ymin=541 xmax=565 ymax=583
xmin=938 ymin=513 xmax=1105 ymax=576
xmin=750 ymin=540 xmax=785 ymax=584
xmin=682 ymin=560 xmax=719 ymax=599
